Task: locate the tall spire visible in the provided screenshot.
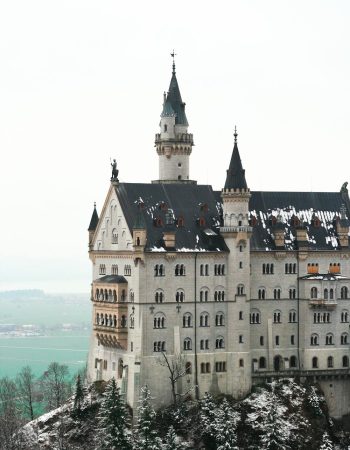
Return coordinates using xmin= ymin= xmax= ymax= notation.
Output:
xmin=224 ymin=127 xmax=248 ymax=190
xmin=88 ymin=202 xmax=99 ymax=231
xmin=171 ymin=49 xmax=176 ymax=74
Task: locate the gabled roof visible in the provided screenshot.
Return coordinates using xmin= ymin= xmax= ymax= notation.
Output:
xmin=224 ymin=134 xmax=248 ymax=190
xmin=116 ymin=183 xmax=228 ymax=252
xmin=247 ymin=191 xmax=350 ymax=251
xmin=163 ymin=70 xmax=189 ymax=126
xmin=88 ymin=204 xmax=99 ymax=231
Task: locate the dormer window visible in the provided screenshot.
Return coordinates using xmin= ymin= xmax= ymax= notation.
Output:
xmin=197 ymin=217 xmax=206 ymax=227
xmin=200 ymin=203 xmax=208 ymax=213
xmin=291 ymin=216 xmax=300 ymax=227
xmin=250 ymin=216 xmax=257 ymax=227
xmin=158 ymin=202 xmax=167 ymax=211
xmin=177 ymin=216 xmax=185 ymax=227
xmin=153 ymin=217 xmax=163 ymax=227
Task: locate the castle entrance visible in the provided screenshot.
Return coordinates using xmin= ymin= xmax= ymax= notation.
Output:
xmin=274 ymin=355 xmax=283 ymax=372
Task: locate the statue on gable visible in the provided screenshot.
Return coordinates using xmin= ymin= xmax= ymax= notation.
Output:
xmin=111 ymin=159 xmax=119 ymax=182
xmin=341 ymin=181 xmax=348 ymax=194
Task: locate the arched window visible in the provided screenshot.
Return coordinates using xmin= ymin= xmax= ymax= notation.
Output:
xmin=290 ymin=356 xmax=297 ymax=368
xmin=183 ymin=338 xmax=192 ymax=351
xmin=341 ymin=310 xmax=349 ymax=323
xmin=250 ymin=309 xmax=261 ymax=324
xmin=96 ymin=313 xmax=100 ymax=325
xmin=274 ymin=288 xmax=281 ymax=299
xmin=258 ymin=288 xmax=266 ymax=300
xmin=341 ymin=333 xmax=349 ymax=345
xmin=129 ymin=290 xmax=134 ymax=303
xmin=175 ymin=264 xmax=186 ymax=276
xmin=215 ymin=312 xmax=225 ymax=326
xmin=154 ymin=264 xmax=159 ymax=277
xmin=312 ymin=357 xmax=318 ymax=368
xmin=155 ymin=290 xmax=164 ymax=303
xmin=237 ymin=284 xmax=244 ymax=295
xmin=341 ymin=286 xmax=348 ymax=299
xmin=325 ymin=333 xmax=334 ymax=345
xmin=324 ymin=288 xmax=328 ymax=300
xmin=183 ymin=313 xmax=192 ymax=328
xmin=330 ymin=288 xmax=334 ymax=300
xmin=200 ymin=288 xmax=209 ymax=302
xmin=153 ymin=313 xmax=165 ymax=329
xmin=112 ymin=228 xmax=118 ymax=244
xmin=273 ymin=310 xmax=281 ymax=323
xmin=310 ymin=334 xmax=319 ymax=346
xmin=289 ymin=310 xmax=297 ymax=323
xmin=111 ymin=264 xmax=118 ymax=275
xmin=176 ymin=290 xmax=185 ymax=302
xmin=129 ymin=314 xmax=134 ymax=329
xmin=289 ymin=288 xmax=296 ymax=299
xmin=343 ymin=355 xmax=349 ymax=368
xmin=327 ymin=356 xmax=334 ymax=368
xmin=311 ymin=287 xmax=318 ymax=299
xmin=259 ymin=357 xmax=266 ymax=369
xmin=121 ymin=315 xmax=127 ymax=328
xmin=215 ymin=337 xmax=225 ymax=349
xmin=200 ymin=312 xmax=209 ymax=327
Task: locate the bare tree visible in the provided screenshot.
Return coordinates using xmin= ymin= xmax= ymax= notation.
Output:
xmin=41 ymin=362 xmax=71 ymax=410
xmin=158 ymin=352 xmax=192 ymax=406
xmin=16 ymin=366 xmax=36 ymax=421
xmin=0 ymin=377 xmax=24 ymax=450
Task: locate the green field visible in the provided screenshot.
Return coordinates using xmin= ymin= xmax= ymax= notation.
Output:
xmin=0 ymin=291 xmax=91 ymax=379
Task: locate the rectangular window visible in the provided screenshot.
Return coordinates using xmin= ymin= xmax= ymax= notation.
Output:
xmin=103 ymin=360 xmax=107 ymax=370
xmin=239 ymin=359 xmax=244 ymax=367
xmin=239 ymin=335 xmax=243 ymax=343
xmin=291 ymin=335 xmax=295 ymax=345
xmin=112 ymin=362 xmax=116 ymax=371
xmin=131 ymin=342 xmax=133 ymax=352
xmin=95 ymin=358 xmax=98 ymax=369
xmin=275 ymin=336 xmax=280 ymax=346
xmin=260 ymin=336 xmax=264 ymax=346
xmin=239 ymin=311 xmax=243 ymax=320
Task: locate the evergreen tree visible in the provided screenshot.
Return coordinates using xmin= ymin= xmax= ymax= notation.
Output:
xmin=134 ymin=385 xmax=161 ymax=450
xmin=319 ymin=432 xmax=334 ymax=450
xmin=163 ymin=426 xmax=186 ymax=450
xmin=199 ymin=392 xmax=216 ymax=437
xmin=72 ymin=374 xmax=85 ymax=418
xmin=215 ymin=398 xmax=239 ymax=450
xmin=97 ymin=378 xmax=131 ymax=450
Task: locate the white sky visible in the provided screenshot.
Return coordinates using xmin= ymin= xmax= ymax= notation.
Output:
xmin=1 ymin=0 xmax=350 ymax=292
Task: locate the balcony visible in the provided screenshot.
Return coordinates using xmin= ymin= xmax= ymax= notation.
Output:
xmin=252 ymin=368 xmax=350 ymax=381
xmin=309 ymin=299 xmax=337 ymax=309
xmin=154 ymin=133 xmax=194 ymax=144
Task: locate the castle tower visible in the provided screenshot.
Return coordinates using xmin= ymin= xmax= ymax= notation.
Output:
xmin=220 ymin=128 xmax=252 ymax=397
xmin=153 ymin=57 xmax=195 ymax=183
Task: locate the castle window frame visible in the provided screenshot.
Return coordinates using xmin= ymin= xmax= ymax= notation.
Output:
xmin=273 ymin=310 xmax=282 ymax=324
xmin=183 ymin=313 xmax=192 ymax=328
xmin=239 ymin=311 xmax=243 ymax=320
xmin=260 ymin=336 xmax=264 ymax=345
xmin=237 ymin=284 xmax=245 ymax=295
xmin=215 ymin=312 xmax=225 ymax=326
xmin=99 ymin=264 xmax=106 ymax=275
xmin=275 ymin=335 xmax=280 ymax=346
xmin=129 ymin=314 xmax=135 ymax=329
xmin=215 ymin=361 xmax=227 ymax=372
xmin=273 ymin=288 xmax=281 ymax=300
xmin=341 ymin=309 xmax=349 ymax=323
xmin=124 ymin=264 xmax=131 ymax=276
xmin=325 ymin=333 xmax=334 ymax=345
xmin=153 ymin=313 xmax=166 ymax=329
xmin=199 ymin=312 xmax=209 ymax=327
xmin=327 ymin=356 xmax=334 ymax=368
xmin=291 ymin=335 xmax=295 ymax=345
xmin=111 ymin=229 xmax=118 ymax=244
xmin=111 ymin=264 xmax=118 ymax=275
xmin=183 ymin=337 xmax=192 ymax=351
xmin=258 ymin=288 xmax=266 ymax=300
xmin=153 ymin=341 xmax=166 ymax=353
xmin=154 ymin=264 xmax=165 ymax=277
xmin=239 ymin=359 xmax=244 ymax=368
xmin=200 ymin=362 xmax=211 ymax=373
xmin=259 ymin=357 xmax=266 ymax=369
xmin=262 ymin=263 xmax=274 ymax=275
xmin=341 ymin=333 xmax=349 ymax=345
xmin=289 ymin=309 xmax=297 ymax=323
xmin=175 ymin=264 xmax=186 ymax=276
xmin=200 ymin=339 xmax=209 ymax=350
xmin=200 ymin=288 xmax=209 ymax=302
xmin=290 ymin=355 xmax=297 ymax=368
xmin=289 ymin=288 xmax=296 ymax=299
xmin=215 ymin=336 xmax=225 ymax=349
xmin=155 ymin=290 xmax=164 ymax=303
xmin=214 ymin=289 xmax=225 ymax=302
xmin=343 ymin=355 xmax=349 ymax=368
xmin=341 ymin=286 xmax=348 ymax=299
xmin=285 ymin=263 xmax=297 ymax=274
xmin=312 ymin=356 xmax=318 ymax=368
xmin=214 ymin=264 xmax=225 ymax=276
xmin=250 ymin=310 xmax=261 ymax=324
xmin=176 ymin=289 xmax=185 ymax=303
xmin=310 ymin=333 xmax=319 ymax=346
xmin=310 ymin=287 xmax=318 ymax=299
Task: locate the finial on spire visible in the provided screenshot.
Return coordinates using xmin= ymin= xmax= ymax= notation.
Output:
xmin=170 ymin=50 xmax=177 ymax=74
xmin=94 ymin=202 xmax=96 ymax=209
xmin=234 ymin=125 xmax=238 ymax=144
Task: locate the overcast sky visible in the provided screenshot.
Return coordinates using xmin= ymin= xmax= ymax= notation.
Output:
xmin=1 ymin=0 xmax=350 ymax=292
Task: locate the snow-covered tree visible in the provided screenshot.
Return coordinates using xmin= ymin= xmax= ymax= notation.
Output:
xmin=97 ymin=378 xmax=131 ymax=450
xmin=245 ymin=385 xmax=295 ymax=450
xmin=162 ymin=426 xmax=186 ymax=450
xmin=215 ymin=398 xmax=239 ymax=450
xmin=72 ymin=374 xmax=85 ymax=418
xmin=319 ymin=432 xmax=334 ymax=450
xmin=134 ymin=385 xmax=161 ymax=450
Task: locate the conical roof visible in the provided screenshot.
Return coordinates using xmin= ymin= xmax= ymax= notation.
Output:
xmin=224 ymin=130 xmax=248 ymax=190
xmin=88 ymin=203 xmax=99 ymax=231
xmin=161 ymin=65 xmax=188 ymax=126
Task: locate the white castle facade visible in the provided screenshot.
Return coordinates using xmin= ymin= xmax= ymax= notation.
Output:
xmin=87 ymin=62 xmax=350 ymax=418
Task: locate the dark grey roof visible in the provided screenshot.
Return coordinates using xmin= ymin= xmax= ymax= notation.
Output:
xmin=116 ymin=183 xmax=228 ymax=252
xmin=224 ymin=141 xmax=248 ymax=190
xmin=164 ymin=72 xmax=189 ymax=126
xmin=133 ymin=209 xmax=146 ymax=229
xmin=95 ymin=275 xmax=128 ymax=284
xmin=88 ymin=204 xmax=99 ymax=231
xmin=247 ymin=191 xmax=350 ymax=251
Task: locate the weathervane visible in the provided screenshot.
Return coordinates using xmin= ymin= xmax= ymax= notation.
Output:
xmin=170 ymin=49 xmax=177 ymax=74
xmin=234 ymin=125 xmax=238 ymax=144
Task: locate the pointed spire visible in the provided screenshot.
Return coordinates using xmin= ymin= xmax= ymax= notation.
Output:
xmin=161 ymin=52 xmax=188 ymax=126
xmin=224 ymin=127 xmax=248 ymax=190
xmin=88 ymin=203 xmax=99 ymax=231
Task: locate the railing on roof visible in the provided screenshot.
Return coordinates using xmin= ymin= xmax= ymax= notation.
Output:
xmin=154 ymin=133 xmax=194 ymax=144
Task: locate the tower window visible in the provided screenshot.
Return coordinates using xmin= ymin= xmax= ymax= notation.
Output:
xmin=178 ymin=175 xmax=182 ymax=180
xmin=164 ymin=124 xmax=167 ymax=132
xmin=178 ymin=162 xmax=182 ymax=167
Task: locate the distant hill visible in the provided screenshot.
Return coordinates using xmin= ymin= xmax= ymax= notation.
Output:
xmin=0 ymin=289 xmax=45 ymax=300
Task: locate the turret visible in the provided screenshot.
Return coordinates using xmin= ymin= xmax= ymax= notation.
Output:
xmin=88 ymin=203 xmax=99 ymax=251
xmin=153 ymin=56 xmax=195 ymax=184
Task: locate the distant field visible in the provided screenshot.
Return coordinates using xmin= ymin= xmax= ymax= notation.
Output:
xmin=0 ymin=292 xmax=91 ymax=379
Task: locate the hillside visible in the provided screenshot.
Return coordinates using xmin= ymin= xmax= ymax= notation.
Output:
xmin=16 ymin=378 xmax=350 ymax=450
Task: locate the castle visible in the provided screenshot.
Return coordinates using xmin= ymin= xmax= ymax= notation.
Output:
xmin=87 ymin=60 xmax=350 ymax=418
